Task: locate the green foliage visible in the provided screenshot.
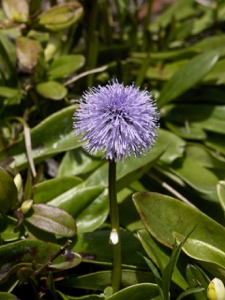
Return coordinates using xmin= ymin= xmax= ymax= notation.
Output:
xmin=1 ymin=0 xmax=225 ymax=298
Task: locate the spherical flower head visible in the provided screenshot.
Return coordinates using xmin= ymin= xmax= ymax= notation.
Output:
xmin=73 ymin=80 xmax=159 ymax=161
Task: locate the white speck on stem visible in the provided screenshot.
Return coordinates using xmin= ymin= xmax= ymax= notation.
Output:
xmin=109 ymin=228 xmax=119 ymax=245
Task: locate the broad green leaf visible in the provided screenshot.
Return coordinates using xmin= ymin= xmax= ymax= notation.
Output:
xmin=38 ymin=2 xmax=83 ymax=31
xmin=73 ymin=230 xmax=146 ymax=269
xmin=25 ymin=204 xmax=76 ymax=237
xmin=0 ymin=168 xmax=18 ymax=213
xmin=33 ymin=176 xmax=84 ymax=204
xmin=46 ymin=185 xmax=108 ymax=233
xmin=0 ymin=32 xmax=16 ymax=82
xmin=16 ymin=37 xmax=42 ymax=72
xmin=106 ymin=283 xmax=159 ymax=300
xmin=163 ymin=104 xmax=225 ymax=134
xmin=57 ymin=148 xmax=103 ymax=177
xmin=0 ymin=239 xmax=81 ymax=282
xmin=157 ymin=51 xmax=219 ymax=107
xmin=61 ymin=270 xmax=154 ymax=291
xmin=137 ymin=229 xmax=188 ymax=290
xmin=171 ymin=157 xmax=218 ymax=194
xmin=217 ymin=181 xmax=225 ymax=212
xmin=48 ymin=55 xmax=85 ymax=80
xmin=133 ymin=192 xmax=225 ymax=279
xmin=0 ymin=105 xmax=80 ymax=170
xmin=36 ymin=81 xmax=68 ymax=100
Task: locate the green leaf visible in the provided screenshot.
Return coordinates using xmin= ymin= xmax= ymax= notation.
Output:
xmin=33 ymin=176 xmax=84 ymax=204
xmin=106 ymin=283 xmax=159 ymax=300
xmin=0 ymin=168 xmax=18 ymax=213
xmin=0 ymin=105 xmax=80 ymax=170
xmin=157 ymin=51 xmax=219 ymax=107
xmin=47 ymin=185 xmax=108 ymax=233
xmin=133 ymin=192 xmax=225 ymax=279
xmin=36 ymin=81 xmax=68 ymax=100
xmin=25 ymin=204 xmax=76 ymax=237
xmin=48 ymin=55 xmax=85 ymax=80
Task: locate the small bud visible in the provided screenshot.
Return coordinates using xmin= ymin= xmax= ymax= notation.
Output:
xmin=21 ymin=200 xmax=33 ymax=215
xmin=109 ymin=229 xmax=119 ymax=245
xmin=207 ymin=278 xmax=225 ymax=300
xmin=14 ymin=173 xmax=22 ymax=193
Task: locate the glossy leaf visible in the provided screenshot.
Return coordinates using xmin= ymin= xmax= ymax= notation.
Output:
xmin=0 ymin=168 xmax=18 ymax=213
xmin=47 ymin=185 xmax=108 ymax=233
xmin=157 ymin=51 xmax=219 ymax=107
xmin=25 ymin=204 xmax=77 ymax=237
xmin=0 ymin=239 xmax=81 ymax=282
xmin=33 ymin=176 xmax=84 ymax=204
xmin=0 ymin=105 xmax=80 ymax=170
xmin=48 ymin=55 xmax=85 ymax=80
xmin=36 ymin=81 xmax=68 ymax=100
xmin=133 ymin=192 xmax=225 ymax=279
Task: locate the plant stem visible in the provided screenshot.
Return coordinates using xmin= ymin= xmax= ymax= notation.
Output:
xmin=108 ymin=160 xmax=121 ymax=293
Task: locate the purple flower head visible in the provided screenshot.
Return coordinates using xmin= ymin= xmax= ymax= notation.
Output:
xmin=73 ymin=80 xmax=159 ymax=161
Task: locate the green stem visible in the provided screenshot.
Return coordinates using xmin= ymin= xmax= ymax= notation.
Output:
xmin=108 ymin=160 xmax=121 ymax=293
